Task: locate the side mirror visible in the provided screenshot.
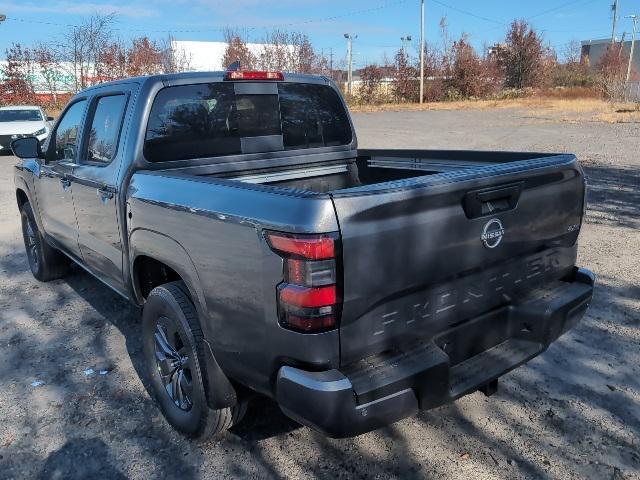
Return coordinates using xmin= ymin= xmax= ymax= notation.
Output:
xmin=47 ymin=116 xmax=55 ymax=121
xmin=11 ymin=137 xmax=43 ymax=159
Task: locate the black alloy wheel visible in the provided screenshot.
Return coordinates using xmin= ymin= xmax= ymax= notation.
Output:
xmin=20 ymin=202 xmax=69 ymax=281
xmin=153 ymin=316 xmax=194 ymax=411
xmin=23 ymin=215 xmax=39 ymax=269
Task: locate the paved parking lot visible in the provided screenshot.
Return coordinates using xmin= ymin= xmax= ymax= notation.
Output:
xmin=0 ymin=107 xmax=638 ymax=479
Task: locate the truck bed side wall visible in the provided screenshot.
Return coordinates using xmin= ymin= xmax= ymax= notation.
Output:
xmin=126 ymin=172 xmax=341 ymax=394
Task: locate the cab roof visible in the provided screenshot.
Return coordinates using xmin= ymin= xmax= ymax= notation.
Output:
xmin=80 ymin=71 xmax=332 ymax=93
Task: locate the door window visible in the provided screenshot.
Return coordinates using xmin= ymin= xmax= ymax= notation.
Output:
xmin=85 ymin=94 xmax=127 ymax=164
xmin=48 ymin=100 xmax=87 ymax=163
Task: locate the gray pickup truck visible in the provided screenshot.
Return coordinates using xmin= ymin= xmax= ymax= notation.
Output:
xmin=12 ymin=70 xmax=594 ymax=439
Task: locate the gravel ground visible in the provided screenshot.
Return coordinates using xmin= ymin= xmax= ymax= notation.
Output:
xmin=0 ymin=108 xmax=638 ymax=479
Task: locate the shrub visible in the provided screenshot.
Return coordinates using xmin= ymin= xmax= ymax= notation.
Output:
xmin=358 ymin=64 xmax=385 ymax=104
xmin=595 ymin=42 xmax=630 ymax=101
xmin=501 ymin=20 xmax=553 ymax=89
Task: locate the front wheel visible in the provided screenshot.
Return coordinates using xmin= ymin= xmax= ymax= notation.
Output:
xmin=20 ymin=202 xmax=69 ymax=282
xmin=142 ymin=281 xmax=246 ymax=440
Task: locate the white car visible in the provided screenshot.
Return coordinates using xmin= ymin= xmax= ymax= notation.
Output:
xmin=0 ymin=106 xmax=53 ymax=154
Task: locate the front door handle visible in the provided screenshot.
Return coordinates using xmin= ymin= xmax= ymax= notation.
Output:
xmin=98 ymin=186 xmax=115 ymax=202
xmin=60 ymin=178 xmax=71 ymax=190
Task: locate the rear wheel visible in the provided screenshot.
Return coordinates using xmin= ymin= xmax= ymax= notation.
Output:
xmin=20 ymin=202 xmax=69 ymax=282
xmin=142 ymin=281 xmax=246 ymax=440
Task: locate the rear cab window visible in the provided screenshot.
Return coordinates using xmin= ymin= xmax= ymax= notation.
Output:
xmin=144 ymin=82 xmax=352 ymax=162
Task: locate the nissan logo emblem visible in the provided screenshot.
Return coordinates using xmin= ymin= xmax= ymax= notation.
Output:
xmin=481 ymin=218 xmax=505 ymax=249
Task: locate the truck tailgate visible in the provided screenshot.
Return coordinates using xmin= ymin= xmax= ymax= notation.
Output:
xmin=331 ymin=155 xmax=586 ymax=364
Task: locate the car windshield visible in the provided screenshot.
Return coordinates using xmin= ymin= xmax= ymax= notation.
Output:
xmin=0 ymin=109 xmax=43 ymax=122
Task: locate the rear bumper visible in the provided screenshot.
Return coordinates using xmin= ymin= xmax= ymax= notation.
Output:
xmin=276 ymin=267 xmax=594 ymax=438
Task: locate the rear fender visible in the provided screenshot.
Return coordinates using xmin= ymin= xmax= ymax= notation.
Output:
xmin=129 ymin=228 xmax=238 ymax=409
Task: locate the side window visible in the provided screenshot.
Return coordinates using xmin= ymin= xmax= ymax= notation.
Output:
xmin=86 ymin=94 xmax=127 ymax=165
xmin=49 ymin=100 xmax=87 ymax=163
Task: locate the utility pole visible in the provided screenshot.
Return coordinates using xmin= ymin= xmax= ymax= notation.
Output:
xmin=611 ymin=0 xmax=619 ymax=43
xmin=419 ymin=0 xmax=425 ymax=104
xmin=626 ymin=15 xmax=638 ymax=83
xmin=329 ymin=48 xmax=333 ymax=81
xmin=344 ymin=33 xmax=357 ymax=95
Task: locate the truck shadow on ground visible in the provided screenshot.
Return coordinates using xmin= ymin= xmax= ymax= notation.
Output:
xmin=0 ymin=251 xmax=637 ymax=479
xmin=36 ymin=438 xmax=128 ymax=480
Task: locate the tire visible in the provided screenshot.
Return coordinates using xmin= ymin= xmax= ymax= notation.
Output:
xmin=142 ymin=281 xmax=246 ymax=441
xmin=20 ymin=202 xmax=70 ymax=282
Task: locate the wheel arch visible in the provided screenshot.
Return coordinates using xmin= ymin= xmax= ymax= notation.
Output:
xmin=129 ymin=229 xmax=207 ymax=312
xmin=16 ymin=188 xmax=29 ymax=209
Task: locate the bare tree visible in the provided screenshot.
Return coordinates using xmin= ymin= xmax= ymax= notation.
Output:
xmin=596 ymin=42 xmax=630 ymax=100
xmin=449 ymin=35 xmax=492 ymax=98
xmin=562 ymin=40 xmax=583 ymax=64
xmin=160 ymin=35 xmax=192 ymax=73
xmin=97 ymin=41 xmax=127 ymax=81
xmin=392 ymin=48 xmax=419 ymax=102
xmin=33 ymin=43 xmax=61 ymax=107
xmin=255 ymin=30 xmax=317 ymax=73
xmin=0 ymin=43 xmax=38 ymax=105
xmin=438 ymin=16 xmax=454 ymax=75
xmin=358 ymin=64 xmax=384 ymax=104
xmin=60 ymin=13 xmax=117 ymax=91
xmin=289 ymin=32 xmax=316 ymax=73
xmin=257 ymin=30 xmax=291 ymax=71
xmin=222 ymin=28 xmax=256 ymax=70
xmin=126 ymin=37 xmax=164 ymax=76
xmin=552 ymin=40 xmax=592 ymax=88
xmin=313 ymin=51 xmax=330 ymax=76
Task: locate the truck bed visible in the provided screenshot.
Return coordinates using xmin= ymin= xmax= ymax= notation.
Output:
xmin=255 ymin=149 xmax=557 ymax=194
xmin=168 ymin=149 xmax=569 ymax=195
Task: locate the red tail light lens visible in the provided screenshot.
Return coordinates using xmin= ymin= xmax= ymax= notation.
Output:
xmin=266 ymin=232 xmax=335 ymax=260
xmin=280 ymin=285 xmax=337 ymax=308
xmin=225 ymin=71 xmax=284 ymax=81
xmin=265 ymin=230 xmax=341 ymax=334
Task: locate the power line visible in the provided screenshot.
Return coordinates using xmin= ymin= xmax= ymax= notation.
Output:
xmin=435 ymin=0 xmax=604 ymax=37
xmin=3 ymin=0 xmax=410 ymax=34
xmin=430 ymin=0 xmax=505 ymax=26
xmin=528 ymin=0 xmax=596 ymax=20
xmin=267 ymin=0 xmax=409 ymax=30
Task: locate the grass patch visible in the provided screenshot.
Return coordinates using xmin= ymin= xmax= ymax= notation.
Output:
xmin=350 ymin=97 xmax=640 ymax=123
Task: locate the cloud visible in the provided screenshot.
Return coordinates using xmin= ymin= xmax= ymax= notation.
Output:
xmin=0 ymin=1 xmax=158 ymax=18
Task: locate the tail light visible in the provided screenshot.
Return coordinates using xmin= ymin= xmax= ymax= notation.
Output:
xmin=225 ymin=71 xmax=284 ymax=81
xmin=265 ymin=231 xmax=341 ymax=333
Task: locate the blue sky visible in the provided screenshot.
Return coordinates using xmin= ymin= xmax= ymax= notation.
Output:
xmin=0 ymin=0 xmax=634 ymax=66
